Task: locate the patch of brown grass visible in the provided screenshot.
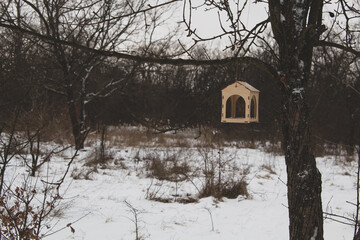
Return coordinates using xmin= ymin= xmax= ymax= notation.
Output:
xmin=260 ymin=164 xmax=277 ymax=175
xmin=146 ymin=155 xmax=190 ymax=181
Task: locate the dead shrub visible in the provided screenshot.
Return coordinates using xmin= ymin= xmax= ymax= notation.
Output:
xmin=147 ymin=158 xmax=168 ymax=180
xmin=113 ymin=159 xmax=128 ymax=169
xmin=71 ymin=166 xmax=98 ymax=180
xmin=196 ymin=147 xmax=250 ymax=200
xmin=172 ymin=161 xmax=190 ymax=176
xmin=146 ymin=155 xmax=190 ymax=181
xmin=263 ymin=141 xmax=283 ymax=155
xmin=117 ymin=126 xmax=152 ymax=147
xmin=261 ymin=164 xmax=277 ymax=174
xmin=221 ymin=180 xmax=249 ymax=199
xmin=86 ymin=150 xmax=114 ymax=167
xmin=150 ymin=196 xmax=198 ymax=204
xmin=96 ymin=125 xmax=197 ymax=148
xmin=199 ymin=178 xmax=249 ymax=200
xmin=145 ymin=179 xmax=198 ymax=204
xmin=174 ymin=138 xmax=191 ymax=148
xmin=85 ymin=126 xmax=115 ymax=168
xmin=0 ymin=180 xmax=69 ymax=239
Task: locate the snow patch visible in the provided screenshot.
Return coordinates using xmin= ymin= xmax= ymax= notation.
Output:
xmin=297 ymin=170 xmax=309 ymax=179
xmin=310 ymin=226 xmax=318 ymax=240
xmin=281 ymin=14 xmax=285 ymax=22
xmin=292 ymin=3 xmax=305 ymax=34
xmin=299 ymin=60 xmax=304 ymax=70
xmin=292 ymin=87 xmax=304 ymax=96
xmin=1 ymin=128 xmax=355 ymax=240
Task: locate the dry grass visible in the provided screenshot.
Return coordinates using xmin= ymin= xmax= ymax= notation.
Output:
xmin=85 ymin=149 xmax=114 ymax=167
xmin=260 ymin=164 xmax=277 ymax=175
xmin=198 ymin=178 xmax=249 ymax=200
xmin=71 ymin=166 xmax=98 ymax=180
xmin=86 ymin=125 xmax=196 ymax=148
xmin=262 ymin=141 xmax=283 ymax=155
xmin=146 ymin=155 xmax=190 ymax=181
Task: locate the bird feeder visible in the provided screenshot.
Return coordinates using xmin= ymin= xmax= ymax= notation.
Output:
xmin=221 ymin=81 xmax=259 ymax=123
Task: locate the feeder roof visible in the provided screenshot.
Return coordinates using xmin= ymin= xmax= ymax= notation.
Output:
xmin=222 ymin=81 xmax=260 ymax=93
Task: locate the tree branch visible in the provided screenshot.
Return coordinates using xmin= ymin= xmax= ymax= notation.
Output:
xmin=316 ymin=40 xmax=360 ymax=57
xmin=0 ymin=22 xmax=278 ymax=79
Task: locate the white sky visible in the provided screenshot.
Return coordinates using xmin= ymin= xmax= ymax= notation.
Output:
xmin=174 ymin=1 xmax=269 ymax=52
xmin=188 ymin=1 xmax=269 ymax=38
xmin=126 ymin=0 xmax=357 ymax=55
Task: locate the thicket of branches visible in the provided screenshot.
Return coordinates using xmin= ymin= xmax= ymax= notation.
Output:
xmin=0 ymin=34 xmax=358 ymax=148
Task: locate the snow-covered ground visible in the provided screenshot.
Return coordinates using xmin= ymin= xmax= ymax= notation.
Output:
xmin=2 ymin=127 xmax=356 ymax=240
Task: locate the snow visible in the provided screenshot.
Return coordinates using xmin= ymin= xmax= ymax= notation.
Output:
xmin=2 ymin=129 xmax=356 ymax=240
xmin=280 ymin=14 xmax=285 ymax=22
xmin=297 ymin=169 xmax=309 ymax=179
xmin=311 ymin=227 xmax=318 ymax=240
xmin=292 ymin=87 xmax=304 ymax=96
xmin=292 ymin=1 xmax=306 ymax=34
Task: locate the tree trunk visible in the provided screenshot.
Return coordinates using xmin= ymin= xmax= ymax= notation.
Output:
xmin=279 ymin=46 xmax=324 ymax=240
xmin=279 ymin=49 xmax=324 ymax=240
xmin=65 ymin=81 xmax=85 ymax=150
xmin=354 ymin=231 xmax=360 ymax=240
xmin=68 ymin=101 xmax=85 ymax=150
xmin=283 ymin=113 xmax=323 ymax=240
xmin=346 ymin=94 xmax=355 ymax=155
xmin=268 ymin=0 xmax=325 ymax=238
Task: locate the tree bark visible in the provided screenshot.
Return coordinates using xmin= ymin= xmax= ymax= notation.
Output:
xmin=279 ymin=39 xmax=323 ymax=240
xmin=355 ymin=231 xmax=360 ymax=240
xmin=269 ymin=0 xmax=325 ymax=239
xmin=64 ymin=74 xmax=85 ymax=150
xmin=282 ymin=107 xmax=323 ymax=240
xmin=68 ymin=99 xmax=84 ymax=150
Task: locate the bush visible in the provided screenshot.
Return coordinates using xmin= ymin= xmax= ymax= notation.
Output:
xmin=199 ymin=178 xmax=249 ymax=199
xmin=221 ymin=180 xmax=249 ymax=199
xmin=197 ymin=147 xmax=250 ymax=200
xmin=146 ymin=155 xmax=189 ymax=181
xmin=0 ymin=185 xmax=62 ymax=240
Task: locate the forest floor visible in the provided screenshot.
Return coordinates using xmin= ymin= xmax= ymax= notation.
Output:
xmin=3 ymin=126 xmax=356 ymax=240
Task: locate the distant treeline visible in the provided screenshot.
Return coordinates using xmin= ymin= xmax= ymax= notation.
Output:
xmin=0 ymin=33 xmax=359 ymax=151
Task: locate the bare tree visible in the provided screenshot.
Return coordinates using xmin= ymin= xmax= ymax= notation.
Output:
xmin=0 ymin=110 xmax=85 ymax=239
xmin=0 ymin=110 xmax=27 ymax=196
xmin=20 ymin=126 xmax=70 ymax=177
xmin=0 ymin=146 xmax=82 ymax=240
xmin=0 ymin=0 xmax=179 ymax=149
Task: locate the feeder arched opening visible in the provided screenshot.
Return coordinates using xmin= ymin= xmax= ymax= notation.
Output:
xmin=250 ymin=96 xmax=256 ymax=119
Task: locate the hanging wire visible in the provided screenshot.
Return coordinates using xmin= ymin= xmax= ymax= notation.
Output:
xmin=235 ymin=57 xmax=239 ymax=83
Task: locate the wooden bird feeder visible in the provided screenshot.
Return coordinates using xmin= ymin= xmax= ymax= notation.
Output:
xmin=221 ymin=81 xmax=259 ymax=123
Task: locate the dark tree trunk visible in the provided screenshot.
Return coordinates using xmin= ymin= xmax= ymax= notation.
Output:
xmin=64 ymin=76 xmax=85 ymax=150
xmin=67 ymin=97 xmax=85 ymax=150
xmin=49 ymin=13 xmax=87 ymax=150
xmin=280 ymin=62 xmax=324 ymax=240
xmin=279 ymin=38 xmax=324 ymax=240
xmin=354 ymin=231 xmax=360 ymax=240
xmin=282 ymin=103 xmax=323 ymax=240
xmin=269 ymin=0 xmax=325 ymax=239
xmin=346 ymin=94 xmax=355 ymax=155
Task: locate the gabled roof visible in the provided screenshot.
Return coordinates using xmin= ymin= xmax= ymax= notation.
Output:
xmin=222 ymin=81 xmax=260 ymax=93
